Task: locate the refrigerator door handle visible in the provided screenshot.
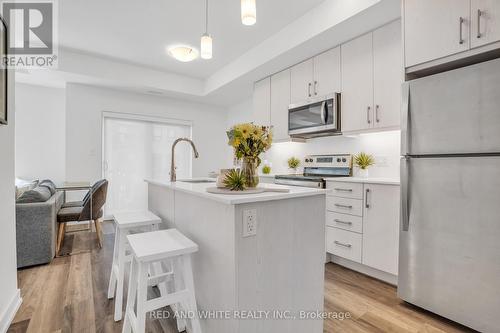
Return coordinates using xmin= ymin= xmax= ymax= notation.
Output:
xmin=401 ymin=83 xmax=410 ymax=156
xmin=401 ymin=157 xmax=410 ymax=232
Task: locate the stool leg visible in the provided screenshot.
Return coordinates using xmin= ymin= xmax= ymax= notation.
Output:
xmin=136 ymin=261 xmax=149 ymax=333
xmin=107 ymin=225 xmax=119 ymax=299
xmin=181 ymin=255 xmax=202 ymax=333
xmin=114 ymin=231 xmax=127 ymax=321
xmin=122 ymin=257 xmax=138 ymax=333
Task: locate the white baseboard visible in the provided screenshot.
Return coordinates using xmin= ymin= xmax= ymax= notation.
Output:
xmin=0 ymin=289 xmax=22 ymax=333
xmin=329 ymin=254 xmax=398 ymax=286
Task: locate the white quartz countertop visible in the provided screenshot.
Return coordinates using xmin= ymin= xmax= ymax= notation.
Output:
xmin=145 ymin=179 xmax=326 ymax=205
xmin=325 ymin=177 xmax=400 ymax=185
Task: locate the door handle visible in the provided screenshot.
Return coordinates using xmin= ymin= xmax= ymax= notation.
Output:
xmin=320 ymin=101 xmax=327 ymax=124
xmin=334 ymin=203 xmax=353 ymax=209
xmin=367 ymin=106 xmax=371 ymax=124
xmin=401 ymin=157 xmax=410 ymax=232
xmin=401 ymin=83 xmax=410 ymax=156
xmin=375 ymin=105 xmax=380 ymax=123
xmin=334 ymin=188 xmax=353 ymax=192
xmin=314 ymin=81 xmax=318 ymax=95
xmin=334 ymin=219 xmax=353 ymax=226
xmin=477 ymin=9 xmax=482 ymax=39
xmin=334 ymin=241 xmax=352 ymax=248
xmin=459 ymin=17 xmax=465 ymax=45
xmin=308 ymin=82 xmax=312 ymax=97
xmin=365 ymin=188 xmax=370 ymax=209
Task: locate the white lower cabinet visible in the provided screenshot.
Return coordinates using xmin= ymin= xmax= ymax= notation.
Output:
xmin=326 ymin=227 xmax=362 ymax=263
xmin=362 ymin=184 xmax=400 ymax=275
xmin=325 ymin=181 xmax=400 ymax=276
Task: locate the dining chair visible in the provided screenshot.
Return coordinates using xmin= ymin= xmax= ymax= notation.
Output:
xmin=62 ymin=179 xmax=107 ymax=208
xmin=56 ymin=179 xmax=108 ymax=254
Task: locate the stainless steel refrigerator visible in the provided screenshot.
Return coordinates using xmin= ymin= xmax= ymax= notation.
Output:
xmin=399 ymin=58 xmax=500 ymax=333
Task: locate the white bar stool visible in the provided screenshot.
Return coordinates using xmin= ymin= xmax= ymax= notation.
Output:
xmin=107 ymin=211 xmax=161 ymax=321
xmin=122 ymin=229 xmax=201 ymax=333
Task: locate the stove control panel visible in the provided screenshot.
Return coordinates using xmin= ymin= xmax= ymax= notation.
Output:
xmin=303 ymin=154 xmax=352 ymax=168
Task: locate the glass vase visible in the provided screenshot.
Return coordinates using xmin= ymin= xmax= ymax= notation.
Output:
xmin=241 ymin=157 xmax=259 ymax=188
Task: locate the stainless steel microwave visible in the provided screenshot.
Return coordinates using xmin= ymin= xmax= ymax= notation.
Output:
xmin=288 ymin=93 xmax=341 ymax=138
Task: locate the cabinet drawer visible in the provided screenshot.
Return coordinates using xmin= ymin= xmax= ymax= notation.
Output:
xmin=326 ymin=227 xmax=362 ymax=263
xmin=326 ymin=211 xmax=363 ymax=233
xmin=326 ymin=181 xmax=363 ymax=199
xmin=326 ymin=196 xmax=363 ymax=216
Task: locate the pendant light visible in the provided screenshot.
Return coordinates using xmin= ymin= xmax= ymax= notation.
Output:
xmin=201 ymin=0 xmax=212 ymax=59
xmin=241 ymin=0 xmax=256 ymax=26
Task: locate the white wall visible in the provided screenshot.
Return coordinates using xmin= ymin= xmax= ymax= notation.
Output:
xmin=0 ymin=71 xmax=21 ymax=332
xmin=65 ymin=84 xmax=231 ymax=184
xmin=15 ymin=83 xmax=66 ymax=182
xmin=226 ymin=98 xmax=400 ymax=178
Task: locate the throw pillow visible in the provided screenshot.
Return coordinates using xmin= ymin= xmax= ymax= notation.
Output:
xmin=16 ymin=186 xmax=52 ymax=203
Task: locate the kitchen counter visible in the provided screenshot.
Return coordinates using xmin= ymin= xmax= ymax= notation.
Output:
xmin=326 ymin=176 xmax=400 ymax=185
xmin=146 ymin=179 xmax=326 ymax=333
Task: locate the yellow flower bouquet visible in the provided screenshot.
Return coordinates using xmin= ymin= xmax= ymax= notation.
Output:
xmin=227 ymin=123 xmax=273 ymax=187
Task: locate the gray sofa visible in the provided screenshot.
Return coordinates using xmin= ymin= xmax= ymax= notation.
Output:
xmin=16 ymin=182 xmax=65 ymax=268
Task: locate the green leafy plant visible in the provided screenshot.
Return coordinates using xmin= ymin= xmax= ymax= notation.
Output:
xmin=287 ymin=157 xmax=300 ymax=170
xmin=354 ymin=152 xmax=375 ymax=170
xmin=223 ymin=169 xmax=247 ymax=191
xmin=262 ymin=165 xmax=271 ymax=174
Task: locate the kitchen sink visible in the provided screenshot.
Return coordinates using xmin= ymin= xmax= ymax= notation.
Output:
xmin=179 ymin=179 xmax=216 ymax=183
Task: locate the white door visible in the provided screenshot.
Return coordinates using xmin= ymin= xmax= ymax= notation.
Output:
xmin=341 ymin=32 xmax=374 ymax=132
xmin=404 ymin=0 xmax=470 ymax=67
xmin=270 ymin=69 xmax=291 ymax=142
xmin=362 ymin=184 xmax=400 ymax=275
xmin=471 ymin=0 xmax=500 ymax=48
xmin=373 ymin=20 xmax=402 ymax=129
xmin=313 ymin=47 xmax=341 ymax=97
xmin=253 ymin=78 xmax=271 ymax=126
xmin=290 ymin=58 xmax=314 ymax=104
xmin=103 ymin=116 xmax=191 ymax=215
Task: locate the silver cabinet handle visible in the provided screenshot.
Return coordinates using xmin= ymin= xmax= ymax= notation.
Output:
xmin=401 ymin=157 xmax=410 ymax=232
xmin=334 ymin=203 xmax=353 ymax=209
xmin=367 ymin=106 xmax=371 ymax=124
xmin=334 ymin=241 xmax=352 ymax=248
xmin=375 ymin=105 xmax=380 ymax=123
xmin=314 ymin=81 xmax=318 ymax=95
xmin=308 ymin=82 xmax=312 ymax=97
xmin=477 ymin=9 xmax=482 ymax=38
xmin=334 ymin=219 xmax=353 ymax=226
xmin=365 ymin=188 xmax=370 ymax=208
xmin=334 ymin=188 xmax=353 ymax=192
xmin=459 ymin=17 xmax=465 ymax=44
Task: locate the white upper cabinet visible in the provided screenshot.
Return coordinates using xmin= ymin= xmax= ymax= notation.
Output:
xmin=471 ymin=0 xmax=500 ymax=48
xmin=341 ymin=32 xmax=374 ymax=132
xmin=404 ymin=0 xmax=470 ymax=67
xmin=290 ymin=47 xmax=341 ymax=104
xmin=270 ymin=69 xmax=291 ymax=142
xmin=253 ymin=77 xmax=271 ymax=127
xmin=373 ymin=20 xmax=402 ymax=129
xmin=362 ymin=184 xmax=400 ymax=275
xmin=313 ymin=47 xmax=341 ymax=97
xmin=290 ymin=59 xmax=314 ymax=104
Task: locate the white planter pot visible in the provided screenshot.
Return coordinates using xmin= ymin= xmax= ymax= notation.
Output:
xmin=357 ymin=168 xmax=369 ymax=178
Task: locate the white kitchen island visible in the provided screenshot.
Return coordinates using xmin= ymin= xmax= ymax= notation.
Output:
xmin=145 ymin=179 xmax=326 ymax=333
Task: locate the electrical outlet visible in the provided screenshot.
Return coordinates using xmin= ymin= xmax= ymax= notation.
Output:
xmin=242 ymin=209 xmax=257 ymax=237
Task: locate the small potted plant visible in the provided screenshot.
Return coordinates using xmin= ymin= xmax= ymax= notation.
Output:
xmin=287 ymin=157 xmax=301 ymax=174
xmin=223 ymin=169 xmax=247 ymax=191
xmin=354 ymin=152 xmax=375 ymax=178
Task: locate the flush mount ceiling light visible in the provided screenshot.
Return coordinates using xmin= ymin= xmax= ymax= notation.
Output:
xmin=167 ymin=45 xmax=199 ymax=62
xmin=241 ymin=0 xmax=256 ymax=26
xmin=200 ymin=0 xmax=213 ymax=59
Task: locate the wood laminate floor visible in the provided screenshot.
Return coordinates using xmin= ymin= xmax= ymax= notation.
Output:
xmin=9 ymin=222 xmax=475 ymax=333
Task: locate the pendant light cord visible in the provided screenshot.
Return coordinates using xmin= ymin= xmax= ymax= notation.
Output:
xmin=205 ymin=0 xmax=209 ymax=34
